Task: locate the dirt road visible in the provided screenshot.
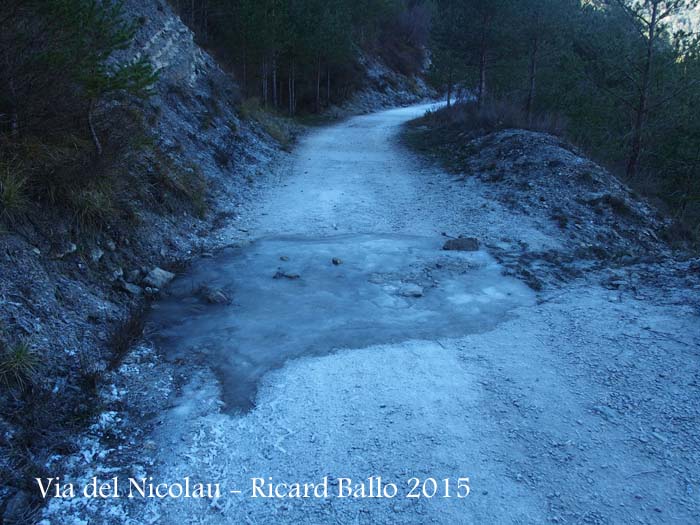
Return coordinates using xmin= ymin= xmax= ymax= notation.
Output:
xmin=44 ymin=104 xmax=700 ymax=524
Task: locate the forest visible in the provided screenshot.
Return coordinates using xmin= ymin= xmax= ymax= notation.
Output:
xmin=1 ymin=0 xmax=699 ymax=234
xmin=171 ymin=0 xmax=431 ymax=113
xmin=427 ymin=0 xmax=700 ymax=237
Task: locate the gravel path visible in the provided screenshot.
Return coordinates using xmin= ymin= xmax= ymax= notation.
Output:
xmin=42 ymin=104 xmax=700 ymax=525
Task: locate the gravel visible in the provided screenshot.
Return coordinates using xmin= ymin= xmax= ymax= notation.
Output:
xmin=41 ymin=104 xmax=700 ymax=524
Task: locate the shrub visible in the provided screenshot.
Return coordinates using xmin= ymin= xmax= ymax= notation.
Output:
xmin=239 ymin=97 xmax=262 ymax=121
xmin=150 ymin=152 xmax=209 ymax=219
xmin=107 ymin=306 xmax=147 ymax=371
xmin=239 ymin=98 xmax=293 ymax=148
xmin=0 ymin=161 xmax=28 ymax=222
xmin=420 ymin=99 xmax=566 ymax=137
xmin=0 ymin=341 xmax=39 ymax=393
xmin=0 ymin=0 xmax=156 ymax=232
xmin=66 ymin=182 xmax=117 ymax=229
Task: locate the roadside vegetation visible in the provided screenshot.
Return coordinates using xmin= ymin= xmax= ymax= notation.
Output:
xmin=0 ymin=0 xmax=157 ymax=231
xmin=427 ymin=0 xmax=700 ymax=242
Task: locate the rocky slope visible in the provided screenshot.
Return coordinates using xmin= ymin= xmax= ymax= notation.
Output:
xmin=403 ymin=122 xmax=696 ymax=291
xmin=0 ymin=1 xmax=281 ymax=518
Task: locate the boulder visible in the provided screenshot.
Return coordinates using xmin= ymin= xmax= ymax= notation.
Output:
xmin=443 ymin=237 xmax=480 ymax=252
xmin=144 ymin=267 xmax=176 ymax=288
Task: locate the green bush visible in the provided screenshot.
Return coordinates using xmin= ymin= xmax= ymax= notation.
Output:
xmin=0 ymin=341 xmax=39 ymax=392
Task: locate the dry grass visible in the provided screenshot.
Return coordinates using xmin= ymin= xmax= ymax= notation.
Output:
xmin=0 ymin=161 xmax=29 ymax=223
xmin=239 ymin=97 xmax=294 ymax=149
xmin=107 ymin=305 xmax=147 ymax=371
xmin=151 ymin=155 xmax=209 ymax=219
xmin=420 ymin=99 xmax=566 ymax=137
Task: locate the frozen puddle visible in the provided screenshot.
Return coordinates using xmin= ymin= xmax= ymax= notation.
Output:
xmin=147 ymin=234 xmax=534 ymax=411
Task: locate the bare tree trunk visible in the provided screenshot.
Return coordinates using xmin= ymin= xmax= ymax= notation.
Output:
xmin=288 ymin=68 xmax=293 ymax=116
xmin=10 ymin=110 xmax=18 ymax=137
xmin=272 ymin=56 xmax=278 ymax=108
xmin=476 ymin=14 xmax=492 ymax=109
xmin=88 ymin=100 xmax=102 ymax=156
xmin=203 ymin=0 xmax=208 ymax=43
xmin=242 ymin=50 xmax=247 ymax=98
xmin=525 ymin=35 xmax=539 ymax=125
xmin=288 ymin=59 xmax=296 ymax=116
xmin=293 ymin=64 xmax=297 ymax=114
xmin=446 ymin=65 xmax=453 ymax=107
xmin=477 ymin=50 xmax=487 ymax=108
xmin=261 ymin=61 xmax=268 ymax=106
xmin=626 ymin=3 xmax=658 ymax=178
xmin=8 ymin=69 xmax=18 ymax=136
xmin=316 ymin=56 xmax=322 ymax=113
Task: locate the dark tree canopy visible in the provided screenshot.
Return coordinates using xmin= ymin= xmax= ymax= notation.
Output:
xmin=428 ymin=0 xmax=700 ymax=231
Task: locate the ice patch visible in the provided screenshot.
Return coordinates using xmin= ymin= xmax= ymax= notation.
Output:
xmin=146 ymin=234 xmax=534 ymax=411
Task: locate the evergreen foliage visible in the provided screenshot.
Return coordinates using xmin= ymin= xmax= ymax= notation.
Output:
xmin=174 ymin=0 xmax=429 ymax=114
xmin=0 ymin=0 xmax=156 ymax=225
xmin=429 ymin=0 xmax=700 ymax=235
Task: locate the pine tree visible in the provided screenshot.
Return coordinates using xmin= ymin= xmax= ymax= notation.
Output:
xmin=0 ymin=0 xmax=156 ymax=154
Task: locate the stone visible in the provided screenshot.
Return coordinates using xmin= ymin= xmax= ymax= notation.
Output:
xmin=116 ymin=280 xmax=142 ymax=296
xmin=273 ymin=271 xmax=300 ymax=280
xmin=126 ymin=269 xmax=141 ymax=283
xmin=398 ymin=283 xmax=424 ymax=298
xmin=144 ymin=267 xmax=176 ymax=288
xmin=332 ymin=257 xmax=342 ymax=266
xmin=593 ymin=405 xmax=616 ymax=421
xmin=50 ymin=241 xmax=77 ymax=259
xmin=104 ymin=239 xmax=116 ymax=251
xmin=89 ymin=247 xmax=104 ymax=263
xmin=443 ymin=237 xmax=480 ymax=252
